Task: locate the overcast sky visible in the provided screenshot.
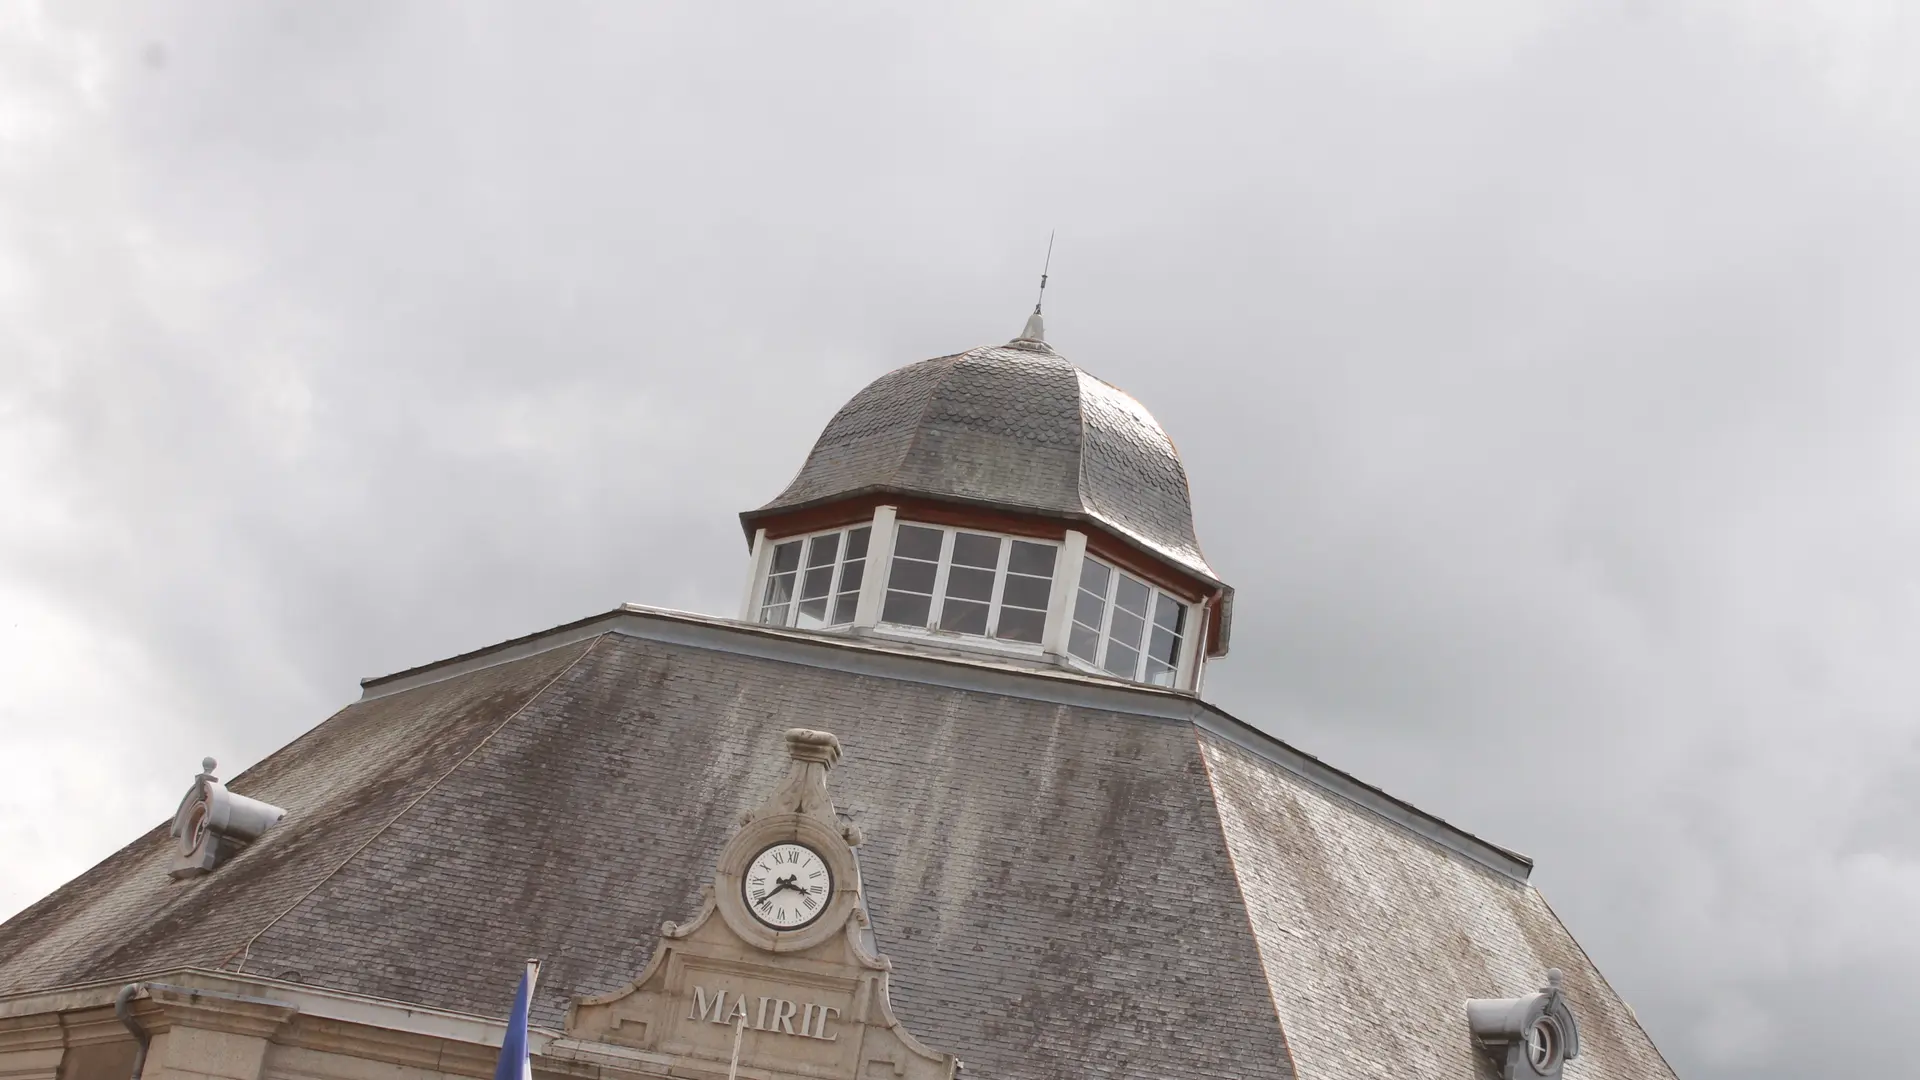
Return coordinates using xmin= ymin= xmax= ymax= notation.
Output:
xmin=4 ymin=3 xmax=1918 ymax=1076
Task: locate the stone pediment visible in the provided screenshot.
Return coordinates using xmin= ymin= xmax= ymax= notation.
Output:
xmin=564 ymin=730 xmax=954 ymax=1080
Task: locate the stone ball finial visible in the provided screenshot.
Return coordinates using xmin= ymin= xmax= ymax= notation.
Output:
xmin=201 ymin=757 xmax=218 ymax=775
xmin=1546 ymin=968 xmax=1563 ymax=989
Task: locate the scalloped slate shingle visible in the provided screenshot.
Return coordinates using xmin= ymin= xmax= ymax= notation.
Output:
xmin=750 ymin=342 xmax=1218 ymax=583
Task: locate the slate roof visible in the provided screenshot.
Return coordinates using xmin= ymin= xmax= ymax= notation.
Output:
xmin=745 ymin=341 xmax=1221 ymax=586
xmin=0 ymin=608 xmax=1676 ymax=1080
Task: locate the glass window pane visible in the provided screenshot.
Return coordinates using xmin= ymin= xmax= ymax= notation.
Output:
xmin=837 ymin=560 xmax=864 ymax=595
xmin=762 ymin=571 xmax=797 ymax=612
xmin=1102 ymin=639 xmax=1140 ymax=679
xmin=994 ymin=607 xmax=1046 ymax=643
xmin=887 ymin=556 xmax=937 ymax=595
xmin=1078 ymin=559 xmax=1111 ymax=596
xmin=796 ymin=550 xmax=834 ymax=625
xmin=951 ymin=532 xmax=1001 ymax=568
xmin=1068 ymin=623 xmax=1101 ymax=663
xmin=882 ymin=591 xmax=931 ymax=627
xmin=796 ymin=594 xmax=829 ymax=627
xmin=829 ymin=557 xmax=864 ymax=627
xmin=760 ymin=561 xmax=795 ymax=626
xmin=830 ymin=589 xmax=860 ymax=625
xmin=770 ymin=540 xmax=803 ymax=574
xmin=894 ymin=524 xmax=943 ymax=561
xmin=1008 ymin=541 xmax=1057 ymax=577
xmin=800 ymin=564 xmax=834 ymax=600
xmin=1108 ymin=607 xmax=1146 ymax=654
xmin=1144 ymin=659 xmax=1177 ymax=687
xmin=938 ymin=598 xmax=990 ymax=635
xmin=1072 ymin=589 xmax=1107 ymax=631
xmin=1148 ymin=625 xmax=1180 ymax=667
xmin=1115 ymin=575 xmax=1151 ymax=617
xmin=806 ymin=533 xmax=840 ymax=567
xmin=944 ymin=565 xmax=995 ymax=603
xmin=1153 ymin=595 xmax=1187 ymax=634
xmin=844 ymin=526 xmax=870 ymax=560
xmin=1002 ymin=574 xmax=1051 ymax=611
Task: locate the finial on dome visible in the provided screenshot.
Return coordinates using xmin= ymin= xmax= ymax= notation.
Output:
xmin=1013 ymin=230 xmax=1054 ymax=344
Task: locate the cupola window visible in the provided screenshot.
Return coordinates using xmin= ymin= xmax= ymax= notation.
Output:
xmin=1067 ymin=557 xmax=1188 ymax=686
xmin=880 ymin=524 xmax=1058 ymax=645
xmin=760 ymin=526 xmax=871 ymax=629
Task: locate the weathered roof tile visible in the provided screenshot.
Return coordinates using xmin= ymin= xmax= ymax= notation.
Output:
xmin=0 ymin=621 xmax=1673 ymax=1078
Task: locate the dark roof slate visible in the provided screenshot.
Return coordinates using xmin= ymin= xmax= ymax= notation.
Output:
xmin=0 ymin=617 xmax=1675 ymax=1079
xmin=748 ymin=344 xmax=1220 ymax=584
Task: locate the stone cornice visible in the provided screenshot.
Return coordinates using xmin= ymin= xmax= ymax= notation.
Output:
xmin=0 ymin=1012 xmax=63 ymax=1055
xmin=0 ymin=971 xmax=555 ymax=1058
xmin=132 ymin=983 xmax=298 ymax=1038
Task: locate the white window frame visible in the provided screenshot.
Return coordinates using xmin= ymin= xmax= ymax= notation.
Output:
xmin=876 ymin=521 xmax=1060 ymax=652
xmin=1064 ymin=555 xmax=1192 ymax=687
xmin=756 ymin=523 xmax=874 ymax=630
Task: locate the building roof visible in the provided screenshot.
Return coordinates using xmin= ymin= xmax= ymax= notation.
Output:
xmin=0 ymin=608 xmax=1676 ymax=1080
xmin=744 ymin=339 xmax=1221 ymax=585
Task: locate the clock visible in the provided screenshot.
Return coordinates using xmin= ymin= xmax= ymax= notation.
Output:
xmin=743 ymin=842 xmax=833 ymax=930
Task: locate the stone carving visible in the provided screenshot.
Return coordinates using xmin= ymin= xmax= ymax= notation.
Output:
xmin=564 ymin=729 xmax=955 ymax=1080
xmin=168 ymin=758 xmax=285 ymax=879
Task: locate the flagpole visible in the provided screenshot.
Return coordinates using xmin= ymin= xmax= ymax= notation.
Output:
xmin=494 ymin=958 xmax=542 ymax=1080
xmin=522 ymin=959 xmax=540 ymax=1080
xmin=726 ymin=1016 xmax=745 ymax=1080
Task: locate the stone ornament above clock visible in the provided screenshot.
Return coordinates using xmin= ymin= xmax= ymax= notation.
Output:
xmin=708 ymin=727 xmax=867 ymax=953
xmin=562 ymin=727 xmax=956 ymax=1080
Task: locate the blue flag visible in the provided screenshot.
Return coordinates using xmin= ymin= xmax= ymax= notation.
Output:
xmin=493 ymin=960 xmax=540 ymax=1080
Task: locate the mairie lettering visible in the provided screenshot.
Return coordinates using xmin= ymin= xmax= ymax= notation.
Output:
xmin=688 ymin=986 xmax=840 ymax=1042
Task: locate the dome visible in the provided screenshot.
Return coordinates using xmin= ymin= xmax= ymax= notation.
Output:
xmin=743 ymin=334 xmax=1220 ymax=585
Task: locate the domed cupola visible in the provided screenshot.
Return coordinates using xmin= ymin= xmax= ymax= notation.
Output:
xmin=736 ymin=314 xmax=1232 ymax=692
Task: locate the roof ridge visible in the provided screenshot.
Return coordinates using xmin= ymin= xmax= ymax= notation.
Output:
xmin=220 ymin=636 xmax=607 ymax=974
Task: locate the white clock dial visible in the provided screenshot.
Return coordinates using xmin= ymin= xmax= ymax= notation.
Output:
xmin=743 ymin=843 xmax=833 ymax=929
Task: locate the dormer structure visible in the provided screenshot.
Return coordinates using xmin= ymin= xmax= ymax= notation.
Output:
xmin=738 ymin=315 xmax=1232 ymax=692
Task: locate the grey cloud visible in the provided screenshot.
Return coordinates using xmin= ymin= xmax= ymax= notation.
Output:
xmin=4 ymin=4 xmax=1918 ymax=1078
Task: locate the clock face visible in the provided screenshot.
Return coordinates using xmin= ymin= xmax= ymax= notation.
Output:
xmin=743 ymin=843 xmax=833 ymax=929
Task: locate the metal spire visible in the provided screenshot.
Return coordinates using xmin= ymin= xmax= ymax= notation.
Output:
xmin=1018 ymin=231 xmax=1053 ymax=342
